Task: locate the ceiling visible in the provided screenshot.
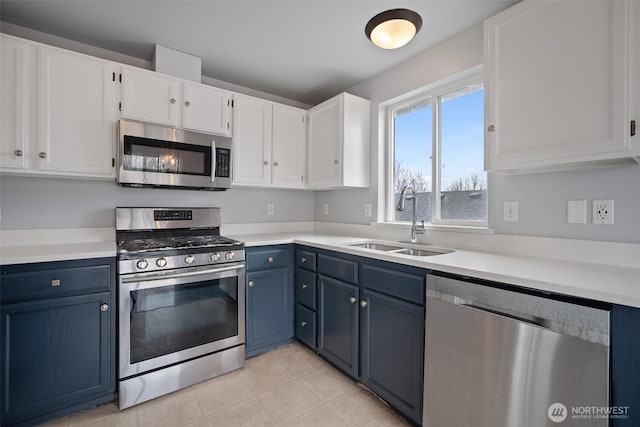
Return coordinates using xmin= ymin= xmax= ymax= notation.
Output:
xmin=0 ymin=1 xmax=517 ymax=105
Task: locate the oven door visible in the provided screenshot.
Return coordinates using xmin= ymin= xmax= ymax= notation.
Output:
xmin=118 ymin=262 xmax=245 ymax=379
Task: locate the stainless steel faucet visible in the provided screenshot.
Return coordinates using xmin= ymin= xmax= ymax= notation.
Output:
xmin=396 ymin=185 xmax=425 ymax=243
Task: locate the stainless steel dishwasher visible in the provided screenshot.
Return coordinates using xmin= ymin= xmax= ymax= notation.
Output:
xmin=424 ymin=274 xmax=610 ymax=427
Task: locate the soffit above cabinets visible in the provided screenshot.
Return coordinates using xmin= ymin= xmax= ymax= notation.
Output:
xmin=0 ymin=0 xmax=518 ymax=105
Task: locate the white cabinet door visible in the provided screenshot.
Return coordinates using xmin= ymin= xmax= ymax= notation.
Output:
xmin=232 ymin=94 xmax=272 ymax=185
xmin=307 ymin=96 xmax=342 ymax=188
xmin=272 ymin=104 xmax=306 ymax=188
xmin=485 ymin=0 xmax=635 ymax=172
xmin=121 ymin=66 xmax=179 ymax=127
xmin=0 ymin=36 xmax=28 ymax=170
xmin=37 ymin=47 xmax=116 ymax=177
xmin=182 ymin=82 xmax=232 ymax=136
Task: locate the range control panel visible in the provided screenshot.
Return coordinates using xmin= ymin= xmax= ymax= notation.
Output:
xmin=153 ymin=210 xmax=193 ymax=221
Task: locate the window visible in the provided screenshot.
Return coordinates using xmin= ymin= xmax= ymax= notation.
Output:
xmin=388 ymin=69 xmax=486 ymax=226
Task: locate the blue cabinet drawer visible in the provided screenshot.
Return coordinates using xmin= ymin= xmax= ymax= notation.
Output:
xmin=1 ymin=258 xmax=114 ymax=303
xmin=296 ymin=250 xmax=316 ymax=271
xmin=246 ymin=247 xmax=293 ymax=271
xmin=361 ymin=264 xmax=424 ymax=305
xmin=295 ymin=304 xmax=316 ymax=350
xmin=318 ymin=254 xmax=358 ymax=285
xmin=296 ymin=268 xmax=316 ymax=310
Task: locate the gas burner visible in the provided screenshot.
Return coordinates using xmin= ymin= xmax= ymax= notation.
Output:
xmin=118 ymin=235 xmax=242 ymax=254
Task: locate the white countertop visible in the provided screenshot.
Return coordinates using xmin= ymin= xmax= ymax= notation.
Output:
xmin=230 ymin=232 xmax=640 ymax=308
xmin=2 ymin=228 xmax=638 ymax=308
xmin=0 ymin=241 xmax=117 ymax=265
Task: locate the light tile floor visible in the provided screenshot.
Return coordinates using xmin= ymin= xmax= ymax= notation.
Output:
xmin=39 ymin=342 xmax=411 ymax=427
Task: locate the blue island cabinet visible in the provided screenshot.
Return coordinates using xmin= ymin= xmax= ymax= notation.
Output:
xmin=1 ymin=258 xmax=116 ymax=427
xmin=245 ymin=245 xmax=295 ymax=357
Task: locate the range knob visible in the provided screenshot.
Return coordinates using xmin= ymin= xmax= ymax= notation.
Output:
xmin=156 ymin=257 xmax=167 ymax=268
xmin=210 ymin=253 xmax=221 ymax=262
xmin=136 ymin=259 xmax=148 ymax=270
xmin=224 ymin=251 xmax=235 ymax=261
xmin=184 ymin=255 xmax=195 ymax=265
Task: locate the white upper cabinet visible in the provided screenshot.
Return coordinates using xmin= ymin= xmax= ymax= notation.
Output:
xmin=271 ymin=104 xmax=306 ymax=188
xmin=232 ymin=95 xmax=307 ymax=188
xmin=307 ymin=92 xmax=370 ymax=189
xmin=121 ymin=67 xmax=233 ymax=136
xmin=182 ymin=82 xmax=232 ymax=136
xmin=0 ymin=36 xmax=28 ymax=170
xmin=485 ymin=0 xmax=639 ymax=173
xmin=121 ymin=66 xmax=180 ymax=127
xmin=37 ymin=47 xmax=117 ymax=177
xmin=232 ymin=93 xmax=273 ymax=186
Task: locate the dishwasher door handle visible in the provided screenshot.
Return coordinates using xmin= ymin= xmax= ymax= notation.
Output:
xmin=460 ymin=302 xmax=552 ymax=331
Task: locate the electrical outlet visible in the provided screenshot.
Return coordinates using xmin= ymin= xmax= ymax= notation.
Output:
xmin=267 ymin=203 xmax=274 ymax=216
xmin=504 ymin=201 xmax=518 ymax=222
xmin=323 ymin=204 xmax=329 ymax=216
xmin=364 ymin=203 xmax=372 ymax=217
xmin=592 ymin=200 xmax=614 ymax=224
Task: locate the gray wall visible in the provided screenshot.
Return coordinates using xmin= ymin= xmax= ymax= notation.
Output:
xmin=315 ymin=24 xmax=640 ymax=244
xmin=0 ymin=175 xmax=314 ymax=229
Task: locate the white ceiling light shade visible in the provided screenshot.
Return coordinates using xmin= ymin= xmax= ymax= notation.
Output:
xmin=365 ymin=9 xmax=422 ymax=49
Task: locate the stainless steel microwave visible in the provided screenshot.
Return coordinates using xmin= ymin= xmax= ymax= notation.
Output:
xmin=117 ymin=120 xmax=232 ymax=191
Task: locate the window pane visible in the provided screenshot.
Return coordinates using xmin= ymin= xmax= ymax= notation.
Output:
xmin=439 ymin=85 xmax=487 ymax=221
xmin=393 ymin=99 xmax=432 ymax=222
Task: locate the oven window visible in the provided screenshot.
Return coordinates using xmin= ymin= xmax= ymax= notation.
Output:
xmin=123 ymin=135 xmax=211 ymax=176
xmin=129 ymin=277 xmax=238 ymax=363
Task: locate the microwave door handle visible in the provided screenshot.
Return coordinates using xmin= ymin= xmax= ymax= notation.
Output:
xmin=211 ymin=140 xmax=216 ymax=182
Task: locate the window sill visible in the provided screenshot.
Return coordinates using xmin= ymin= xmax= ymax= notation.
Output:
xmin=371 ymin=221 xmax=495 ymax=235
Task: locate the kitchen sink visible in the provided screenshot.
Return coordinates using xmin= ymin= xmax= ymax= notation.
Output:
xmin=345 ymin=240 xmax=453 ymax=257
xmin=348 ymin=242 xmax=405 ymax=251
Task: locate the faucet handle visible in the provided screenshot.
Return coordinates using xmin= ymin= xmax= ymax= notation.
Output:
xmin=415 ymin=220 xmax=426 ymax=234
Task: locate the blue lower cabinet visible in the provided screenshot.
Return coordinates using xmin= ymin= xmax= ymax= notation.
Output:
xmin=360 ymin=289 xmax=424 ymax=425
xmin=318 ymin=275 xmax=359 ymax=377
xmin=611 ymin=304 xmax=640 ymax=427
xmin=245 ymin=266 xmax=294 ymax=357
xmin=1 ymin=258 xmax=116 ymax=427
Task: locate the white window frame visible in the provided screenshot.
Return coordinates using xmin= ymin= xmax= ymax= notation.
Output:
xmin=385 ymin=65 xmax=487 ymax=227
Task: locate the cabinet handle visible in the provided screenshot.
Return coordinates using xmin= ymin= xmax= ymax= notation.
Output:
xmin=349 ymin=297 xmax=357 ymax=304
xmin=170 ymin=98 xmax=176 ymax=104
xmin=14 ymin=150 xmax=23 ymax=157
xmin=273 ymin=162 xmax=279 ymax=167
xmin=263 ymin=161 xmax=269 ymax=166
xmin=248 ymin=281 xmax=254 ymax=287
xmin=360 ymin=300 xmax=368 ymax=308
xmin=301 ymin=257 xmax=307 ymax=263
xmin=267 ymin=257 xmax=273 ymax=263
xmin=39 ymin=152 xmax=47 ymax=159
xmin=100 ymin=304 xmax=109 ymax=312
xmin=302 ymin=283 xmax=308 ymax=289
xmin=185 ymin=101 xmax=191 ymax=107
xmin=300 ymin=321 xmax=307 ymax=327
xmin=487 ymin=124 xmax=495 ymax=132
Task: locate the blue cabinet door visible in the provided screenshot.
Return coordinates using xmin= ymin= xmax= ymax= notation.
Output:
xmin=611 ymin=304 xmax=640 ymax=427
xmin=318 ymin=275 xmax=359 ymax=377
xmin=246 ymin=266 xmax=294 ymax=356
xmin=1 ymin=292 xmax=113 ymax=426
xmin=360 ymin=288 xmax=424 ymax=425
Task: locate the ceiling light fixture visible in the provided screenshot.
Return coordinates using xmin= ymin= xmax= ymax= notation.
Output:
xmin=365 ymin=8 xmax=422 ymax=50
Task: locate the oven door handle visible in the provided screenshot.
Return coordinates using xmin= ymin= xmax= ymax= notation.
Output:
xmin=121 ymin=264 xmax=244 ymax=284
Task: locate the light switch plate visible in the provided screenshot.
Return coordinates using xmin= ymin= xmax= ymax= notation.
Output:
xmin=567 ymin=200 xmax=586 ymax=224
xmin=323 ymin=204 xmax=329 ymax=216
xmin=364 ymin=203 xmax=372 ymax=217
xmin=267 ymin=203 xmax=274 ymax=216
xmin=504 ymin=201 xmax=518 ymax=222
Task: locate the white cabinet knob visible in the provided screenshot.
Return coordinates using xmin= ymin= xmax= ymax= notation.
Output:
xmin=360 ymin=301 xmax=368 ymax=308
xmin=349 ymin=297 xmax=357 ymax=304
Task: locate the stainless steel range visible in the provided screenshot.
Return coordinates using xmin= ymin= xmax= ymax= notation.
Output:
xmin=116 ymin=207 xmax=245 ymax=409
